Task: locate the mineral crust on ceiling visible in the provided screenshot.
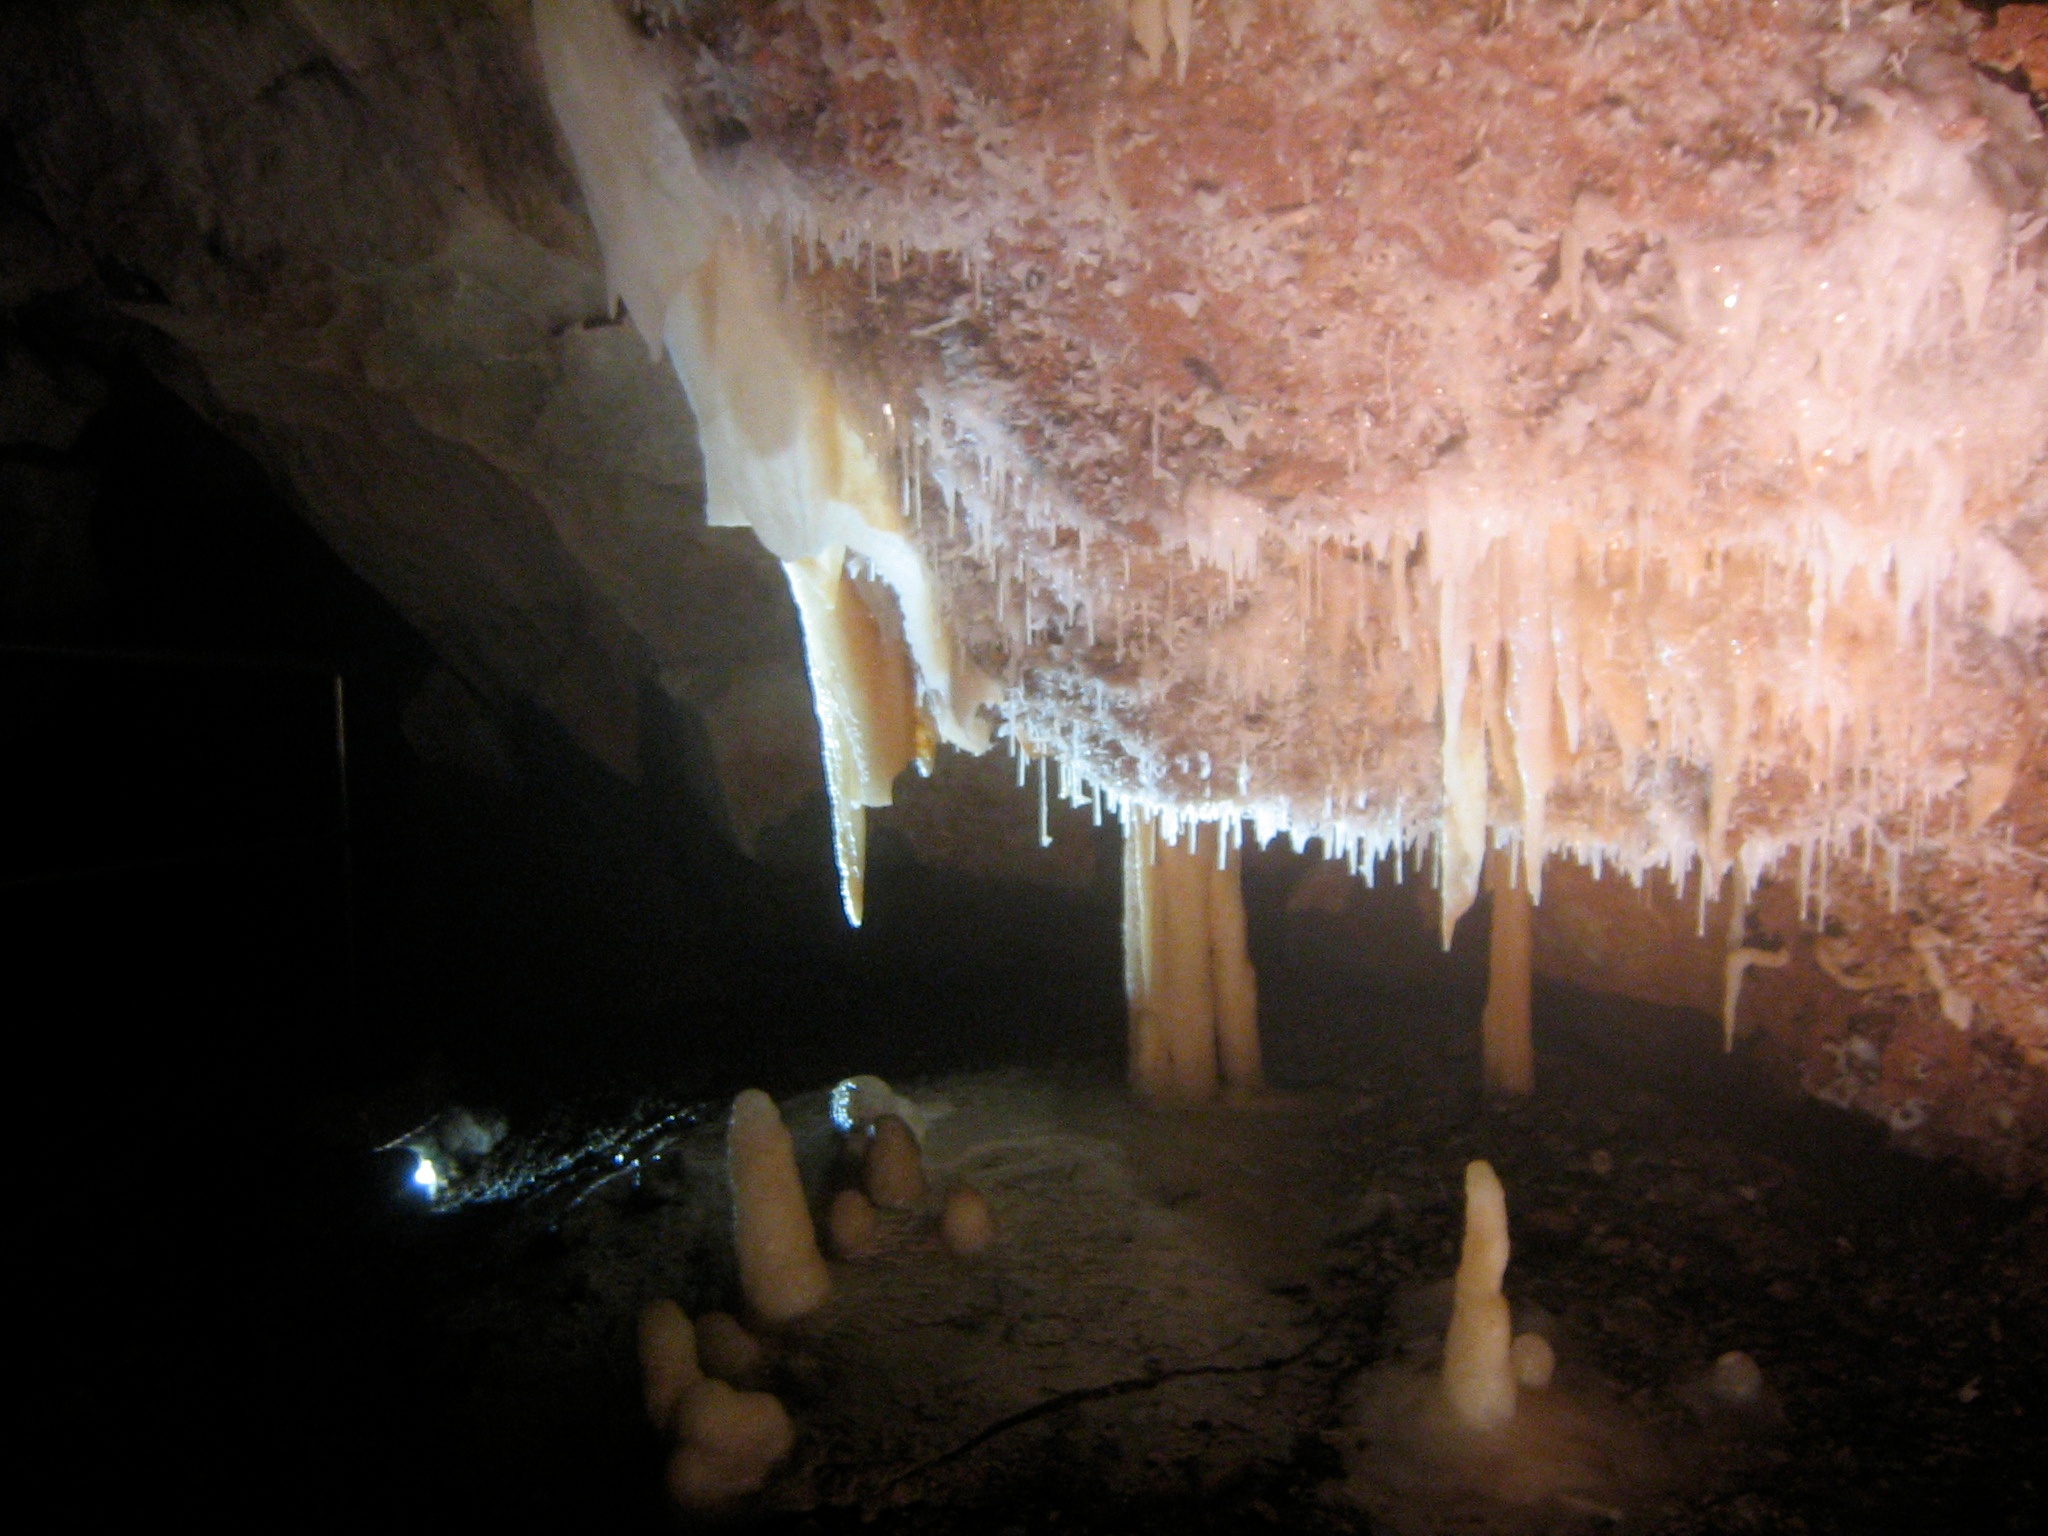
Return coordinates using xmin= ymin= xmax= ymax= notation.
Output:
xmin=543 ymin=0 xmax=2048 ymax=940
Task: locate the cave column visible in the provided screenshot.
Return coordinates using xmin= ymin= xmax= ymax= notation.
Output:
xmin=1123 ymin=819 xmax=1261 ymax=1102
xmin=1480 ymin=849 xmax=1535 ymax=1095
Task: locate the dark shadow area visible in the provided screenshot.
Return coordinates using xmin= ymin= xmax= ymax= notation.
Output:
xmin=5 ymin=316 xmax=1126 ymax=1525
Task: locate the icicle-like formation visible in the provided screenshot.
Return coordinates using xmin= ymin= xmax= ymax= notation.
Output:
xmin=546 ymin=0 xmax=2045 ymax=948
xmin=783 ymin=552 xmax=918 ymax=922
xmin=534 ymin=0 xmax=995 ymax=923
xmin=1126 ymin=0 xmax=1195 ymax=85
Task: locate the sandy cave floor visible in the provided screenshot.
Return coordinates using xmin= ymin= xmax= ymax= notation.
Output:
xmin=347 ymin=964 xmax=2048 ymax=1536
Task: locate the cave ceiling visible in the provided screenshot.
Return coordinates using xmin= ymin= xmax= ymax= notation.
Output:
xmin=3 ymin=1 xmax=2045 ymax=1180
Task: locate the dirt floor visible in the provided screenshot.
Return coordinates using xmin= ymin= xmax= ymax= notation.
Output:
xmin=331 ymin=951 xmax=2046 ymax=1536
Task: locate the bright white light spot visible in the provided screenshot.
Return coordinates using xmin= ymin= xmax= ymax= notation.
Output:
xmin=829 ymin=1078 xmax=859 ymax=1133
xmin=411 ymin=1152 xmax=441 ymax=1197
xmin=1722 ymin=293 xmax=1738 ymax=308
xmin=831 ymin=1074 xmax=898 ymax=1134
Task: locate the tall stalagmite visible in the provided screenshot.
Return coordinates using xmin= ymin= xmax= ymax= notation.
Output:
xmin=727 ymin=1089 xmax=831 ymax=1325
xmin=1442 ymin=1159 xmax=1517 ymax=1431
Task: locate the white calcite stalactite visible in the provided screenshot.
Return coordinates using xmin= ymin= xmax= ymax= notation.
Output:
xmin=1126 ymin=0 xmax=1195 ymax=84
xmin=1442 ymin=1159 xmax=1517 ymax=1432
xmin=533 ymin=0 xmax=2048 ymax=1139
xmin=533 ymin=0 xmax=994 ymax=926
xmin=783 ymin=551 xmax=920 ymax=925
xmin=727 ymin=1089 xmax=831 ymax=1326
xmin=560 ymin=0 xmax=2044 ymax=953
xmin=1481 ymin=855 xmax=1535 ymax=1096
xmin=1123 ymin=818 xmax=1261 ymax=1102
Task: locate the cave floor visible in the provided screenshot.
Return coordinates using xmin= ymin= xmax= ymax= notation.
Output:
xmin=339 ymin=977 xmax=2046 ymax=1536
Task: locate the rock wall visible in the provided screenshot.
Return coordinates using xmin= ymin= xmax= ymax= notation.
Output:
xmin=1 ymin=0 xmax=818 ymax=837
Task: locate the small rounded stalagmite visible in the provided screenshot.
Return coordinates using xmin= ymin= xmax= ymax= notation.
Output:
xmin=1510 ymin=1331 xmax=1555 ymax=1390
xmin=637 ymin=1298 xmax=700 ymax=1434
xmin=827 ymin=1186 xmax=880 ymax=1258
xmin=665 ymin=1376 xmax=795 ymax=1511
xmin=695 ymin=1310 xmax=768 ymax=1388
xmin=1711 ymin=1350 xmax=1765 ymax=1406
xmin=862 ymin=1112 xmax=927 ymax=1210
xmin=940 ymin=1181 xmax=996 ymax=1256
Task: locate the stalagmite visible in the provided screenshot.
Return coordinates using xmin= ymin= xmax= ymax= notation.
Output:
xmin=1123 ymin=818 xmax=1262 ymax=1101
xmin=637 ymin=1298 xmax=794 ymax=1510
xmin=695 ymin=1312 xmax=768 ymax=1389
xmin=1710 ymin=1351 xmax=1765 ymax=1407
xmin=1480 ymin=856 xmax=1535 ymax=1095
xmin=827 ymin=1187 xmax=879 ymax=1259
xmin=637 ymin=1298 xmax=700 ymax=1434
xmin=861 ymin=1113 xmax=927 ymax=1210
xmin=1510 ymin=1331 xmax=1555 ymax=1391
xmin=727 ymin=1089 xmax=831 ymax=1325
xmin=1442 ymin=1160 xmax=1517 ymax=1431
xmin=939 ymin=1182 xmax=996 ymax=1257
xmin=1154 ymin=825 xmax=1221 ymax=1098
xmin=1123 ymin=816 xmax=1169 ymax=1097
xmin=667 ymin=1377 xmax=796 ymax=1510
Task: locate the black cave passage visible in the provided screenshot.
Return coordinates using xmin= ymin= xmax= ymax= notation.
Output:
xmin=7 ymin=323 xmax=1126 ymax=1521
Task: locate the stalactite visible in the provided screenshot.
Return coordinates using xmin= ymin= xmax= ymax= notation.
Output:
xmin=534 ymin=0 xmax=995 ymax=926
xmin=536 ymin=0 xmax=2048 ymax=1119
xmin=1123 ymin=817 xmax=1262 ymax=1102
